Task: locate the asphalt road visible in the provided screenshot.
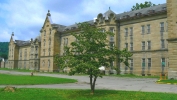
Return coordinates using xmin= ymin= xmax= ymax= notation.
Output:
xmin=0 ymin=70 xmax=177 ymax=93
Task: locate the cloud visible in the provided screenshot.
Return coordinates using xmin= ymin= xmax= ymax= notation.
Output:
xmin=0 ymin=29 xmax=13 ymax=42
xmin=0 ymin=0 xmax=166 ymax=42
xmin=0 ymin=0 xmax=45 ymax=41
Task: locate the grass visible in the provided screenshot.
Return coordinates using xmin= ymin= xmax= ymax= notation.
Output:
xmin=0 ymin=68 xmax=31 ymax=72
xmin=0 ymin=74 xmax=77 ymax=85
xmin=0 ymin=89 xmax=177 ymax=100
xmin=157 ymin=79 xmax=177 ymax=84
xmin=115 ymin=74 xmax=159 ymax=78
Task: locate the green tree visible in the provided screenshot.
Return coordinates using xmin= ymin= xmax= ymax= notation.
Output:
xmin=131 ymin=1 xmax=156 ymax=11
xmin=0 ymin=53 xmax=8 ymax=59
xmin=54 ymin=23 xmax=132 ymax=94
xmin=0 ymin=42 xmax=9 ymax=59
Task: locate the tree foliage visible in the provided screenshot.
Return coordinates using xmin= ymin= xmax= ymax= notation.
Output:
xmin=131 ymin=1 xmax=156 ymax=11
xmin=0 ymin=42 xmax=9 ymax=59
xmin=54 ymin=23 xmax=132 ymax=94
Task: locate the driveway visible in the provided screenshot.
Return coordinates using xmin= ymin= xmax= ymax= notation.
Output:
xmin=0 ymin=70 xmax=177 ymax=93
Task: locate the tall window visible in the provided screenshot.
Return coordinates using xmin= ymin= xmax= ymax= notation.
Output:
xmin=35 ymin=46 xmax=38 ymax=51
xmin=125 ymin=28 xmax=128 ymax=37
xmin=147 ymin=41 xmax=151 ymax=50
xmin=43 ymin=39 xmax=46 ymax=46
xmin=24 ymin=49 xmax=27 ymax=60
xmin=110 ymin=36 xmax=114 ymax=42
xmin=147 ymin=24 xmax=150 ymax=34
xmin=43 ymin=49 xmax=45 ymax=56
xmin=42 ymin=60 xmax=45 ymax=66
xmin=48 ymin=60 xmax=50 ymax=68
xmin=147 ymin=58 xmax=151 ymax=74
xmin=130 ymin=43 xmax=133 ymax=51
xmin=142 ymin=58 xmax=145 ymax=67
xmin=110 ymin=43 xmax=114 ymax=50
xmin=161 ymin=39 xmax=165 ymax=48
xmin=35 ymin=54 xmax=38 ymax=58
xmin=130 ymin=59 xmax=133 ymax=74
xmin=160 ymin=22 xmax=164 ymax=32
xmin=142 ymin=58 xmax=146 ymax=74
xmin=49 ymin=29 xmax=52 ymax=35
xmin=142 ymin=41 xmax=145 ymax=50
xmin=109 ymin=28 xmax=114 ymax=42
xmin=161 ymin=58 xmax=165 ymax=74
xmin=148 ymin=58 xmax=151 ymax=67
xmin=125 ymin=43 xmax=128 ymax=50
xmin=130 ymin=27 xmax=133 ymax=36
xmin=110 ymin=27 xmax=114 ymax=33
xmin=141 ymin=25 xmax=145 ymax=34
xmin=110 ymin=61 xmax=114 ymax=69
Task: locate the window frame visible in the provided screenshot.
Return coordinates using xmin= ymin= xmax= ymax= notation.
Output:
xmin=142 ymin=41 xmax=145 ymax=50
xmin=147 ymin=41 xmax=151 ymax=50
xmin=141 ymin=25 xmax=145 ymax=34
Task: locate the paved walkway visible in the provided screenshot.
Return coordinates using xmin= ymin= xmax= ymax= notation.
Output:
xmin=0 ymin=70 xmax=177 ymax=93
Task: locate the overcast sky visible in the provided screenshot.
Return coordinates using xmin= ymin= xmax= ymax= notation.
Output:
xmin=0 ymin=0 xmax=166 ymax=42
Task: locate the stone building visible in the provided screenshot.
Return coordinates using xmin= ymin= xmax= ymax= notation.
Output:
xmin=6 ymin=0 xmax=177 ymax=78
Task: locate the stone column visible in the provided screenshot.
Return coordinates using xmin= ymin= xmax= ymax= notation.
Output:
xmin=167 ymin=0 xmax=177 ymax=79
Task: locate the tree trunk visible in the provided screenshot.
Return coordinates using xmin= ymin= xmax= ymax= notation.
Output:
xmin=90 ymin=74 xmax=92 ymax=93
xmin=90 ymin=75 xmax=97 ymax=94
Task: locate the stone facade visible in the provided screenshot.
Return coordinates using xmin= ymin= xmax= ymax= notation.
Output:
xmin=167 ymin=0 xmax=177 ymax=79
xmin=5 ymin=0 xmax=177 ymax=77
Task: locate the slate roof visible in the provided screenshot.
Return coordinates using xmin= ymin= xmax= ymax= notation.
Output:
xmin=34 ymin=35 xmax=41 ymax=42
xmin=51 ymin=24 xmax=66 ymax=32
xmin=104 ymin=9 xmax=116 ymax=19
xmin=62 ymin=4 xmax=166 ymax=31
xmin=63 ymin=20 xmax=94 ymax=31
xmin=116 ymin=3 xmax=166 ymax=20
xmin=15 ymin=40 xmax=31 ymax=46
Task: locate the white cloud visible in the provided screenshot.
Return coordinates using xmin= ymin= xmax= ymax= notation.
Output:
xmin=0 ymin=0 xmax=166 ymax=42
xmin=0 ymin=30 xmax=13 ymax=42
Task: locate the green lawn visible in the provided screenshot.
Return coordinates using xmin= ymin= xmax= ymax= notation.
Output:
xmin=0 ymin=74 xmax=77 ymax=85
xmin=0 ymin=89 xmax=176 ymax=100
xmin=157 ymin=79 xmax=177 ymax=84
xmin=0 ymin=68 xmax=31 ymax=72
xmin=115 ymin=74 xmax=159 ymax=78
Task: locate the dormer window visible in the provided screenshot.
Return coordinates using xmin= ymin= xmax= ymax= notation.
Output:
xmin=148 ymin=10 xmax=155 ymax=14
xmin=71 ymin=27 xmax=76 ymax=30
xmin=65 ymin=28 xmax=69 ymax=31
xmin=135 ymin=13 xmax=141 ymax=16
xmin=109 ymin=13 xmax=114 ymax=18
xmin=123 ymin=15 xmax=130 ymax=19
xmin=162 ymin=7 xmax=166 ymax=11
